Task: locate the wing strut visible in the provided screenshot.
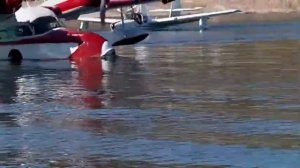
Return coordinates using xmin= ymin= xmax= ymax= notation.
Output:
xmin=120 ymin=6 xmax=125 ymax=30
xmin=100 ymin=0 xmax=106 ymax=25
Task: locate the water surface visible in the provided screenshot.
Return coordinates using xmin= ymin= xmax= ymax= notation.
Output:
xmin=0 ymin=21 xmax=300 ymax=167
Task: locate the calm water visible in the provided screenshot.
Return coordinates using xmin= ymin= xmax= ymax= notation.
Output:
xmin=1 ymin=21 xmax=300 ymax=167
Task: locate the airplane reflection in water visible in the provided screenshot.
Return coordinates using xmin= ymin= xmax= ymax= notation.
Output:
xmin=0 ymin=50 xmax=147 ymax=108
xmin=0 ymin=53 xmax=149 ymax=167
xmin=0 ymin=61 xmax=123 ymax=166
xmin=0 ymin=60 xmax=106 ymax=108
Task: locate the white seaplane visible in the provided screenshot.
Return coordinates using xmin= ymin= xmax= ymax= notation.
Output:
xmin=78 ymin=0 xmax=241 ymax=32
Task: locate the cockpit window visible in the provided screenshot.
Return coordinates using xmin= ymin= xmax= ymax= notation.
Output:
xmin=0 ymin=29 xmax=9 ymax=40
xmin=15 ymin=25 xmax=33 ymax=37
xmin=0 ymin=23 xmax=36 ymax=41
xmin=31 ymin=16 xmax=62 ymax=34
xmin=0 ymin=25 xmax=31 ymax=41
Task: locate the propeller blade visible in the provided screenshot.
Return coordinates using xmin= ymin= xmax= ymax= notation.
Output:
xmin=100 ymin=0 xmax=106 ymax=25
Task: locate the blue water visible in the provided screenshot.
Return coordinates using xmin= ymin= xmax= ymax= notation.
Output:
xmin=1 ymin=21 xmax=300 ymax=167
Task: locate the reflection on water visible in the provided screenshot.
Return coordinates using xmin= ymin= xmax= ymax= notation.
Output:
xmin=1 ymin=21 xmax=300 ymax=167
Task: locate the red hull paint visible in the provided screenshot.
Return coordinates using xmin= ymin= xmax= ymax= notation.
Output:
xmin=71 ymin=31 xmax=107 ymax=61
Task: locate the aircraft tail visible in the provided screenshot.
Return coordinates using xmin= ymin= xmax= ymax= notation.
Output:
xmin=169 ymin=0 xmax=182 ymax=17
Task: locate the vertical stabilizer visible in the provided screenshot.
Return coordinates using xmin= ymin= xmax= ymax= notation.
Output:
xmin=169 ymin=0 xmax=182 ymax=17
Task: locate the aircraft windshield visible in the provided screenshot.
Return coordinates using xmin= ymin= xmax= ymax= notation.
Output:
xmin=31 ymin=16 xmax=63 ymax=34
xmin=0 ymin=16 xmax=63 ymax=41
xmin=0 ymin=29 xmax=12 ymax=41
xmin=0 ymin=24 xmax=33 ymax=41
xmin=15 ymin=25 xmax=33 ymax=36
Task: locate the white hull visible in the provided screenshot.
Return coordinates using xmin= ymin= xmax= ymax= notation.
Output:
xmin=0 ymin=43 xmax=78 ymax=60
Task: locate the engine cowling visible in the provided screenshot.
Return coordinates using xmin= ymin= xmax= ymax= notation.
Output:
xmin=0 ymin=0 xmax=22 ymax=14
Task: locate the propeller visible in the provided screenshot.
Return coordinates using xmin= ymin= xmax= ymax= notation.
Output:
xmin=99 ymin=0 xmax=106 ymax=25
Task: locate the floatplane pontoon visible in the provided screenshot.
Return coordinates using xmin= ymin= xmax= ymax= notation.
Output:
xmin=78 ymin=0 xmax=241 ymax=32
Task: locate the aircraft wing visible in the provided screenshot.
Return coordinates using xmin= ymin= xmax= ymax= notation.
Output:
xmin=78 ymin=13 xmax=120 ymax=24
xmin=39 ymin=0 xmax=175 ymax=21
xmin=153 ymin=9 xmax=241 ymax=24
xmin=79 ymin=17 xmax=120 ymax=24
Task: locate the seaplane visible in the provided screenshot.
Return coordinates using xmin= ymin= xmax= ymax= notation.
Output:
xmin=0 ymin=0 xmax=174 ymax=64
xmin=77 ymin=0 xmax=241 ymax=32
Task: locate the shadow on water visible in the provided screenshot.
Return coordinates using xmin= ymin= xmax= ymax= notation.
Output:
xmin=1 ymin=21 xmax=300 ymax=167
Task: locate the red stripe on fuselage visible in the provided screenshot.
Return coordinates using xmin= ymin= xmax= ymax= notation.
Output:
xmin=0 ymin=29 xmax=82 ymax=45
